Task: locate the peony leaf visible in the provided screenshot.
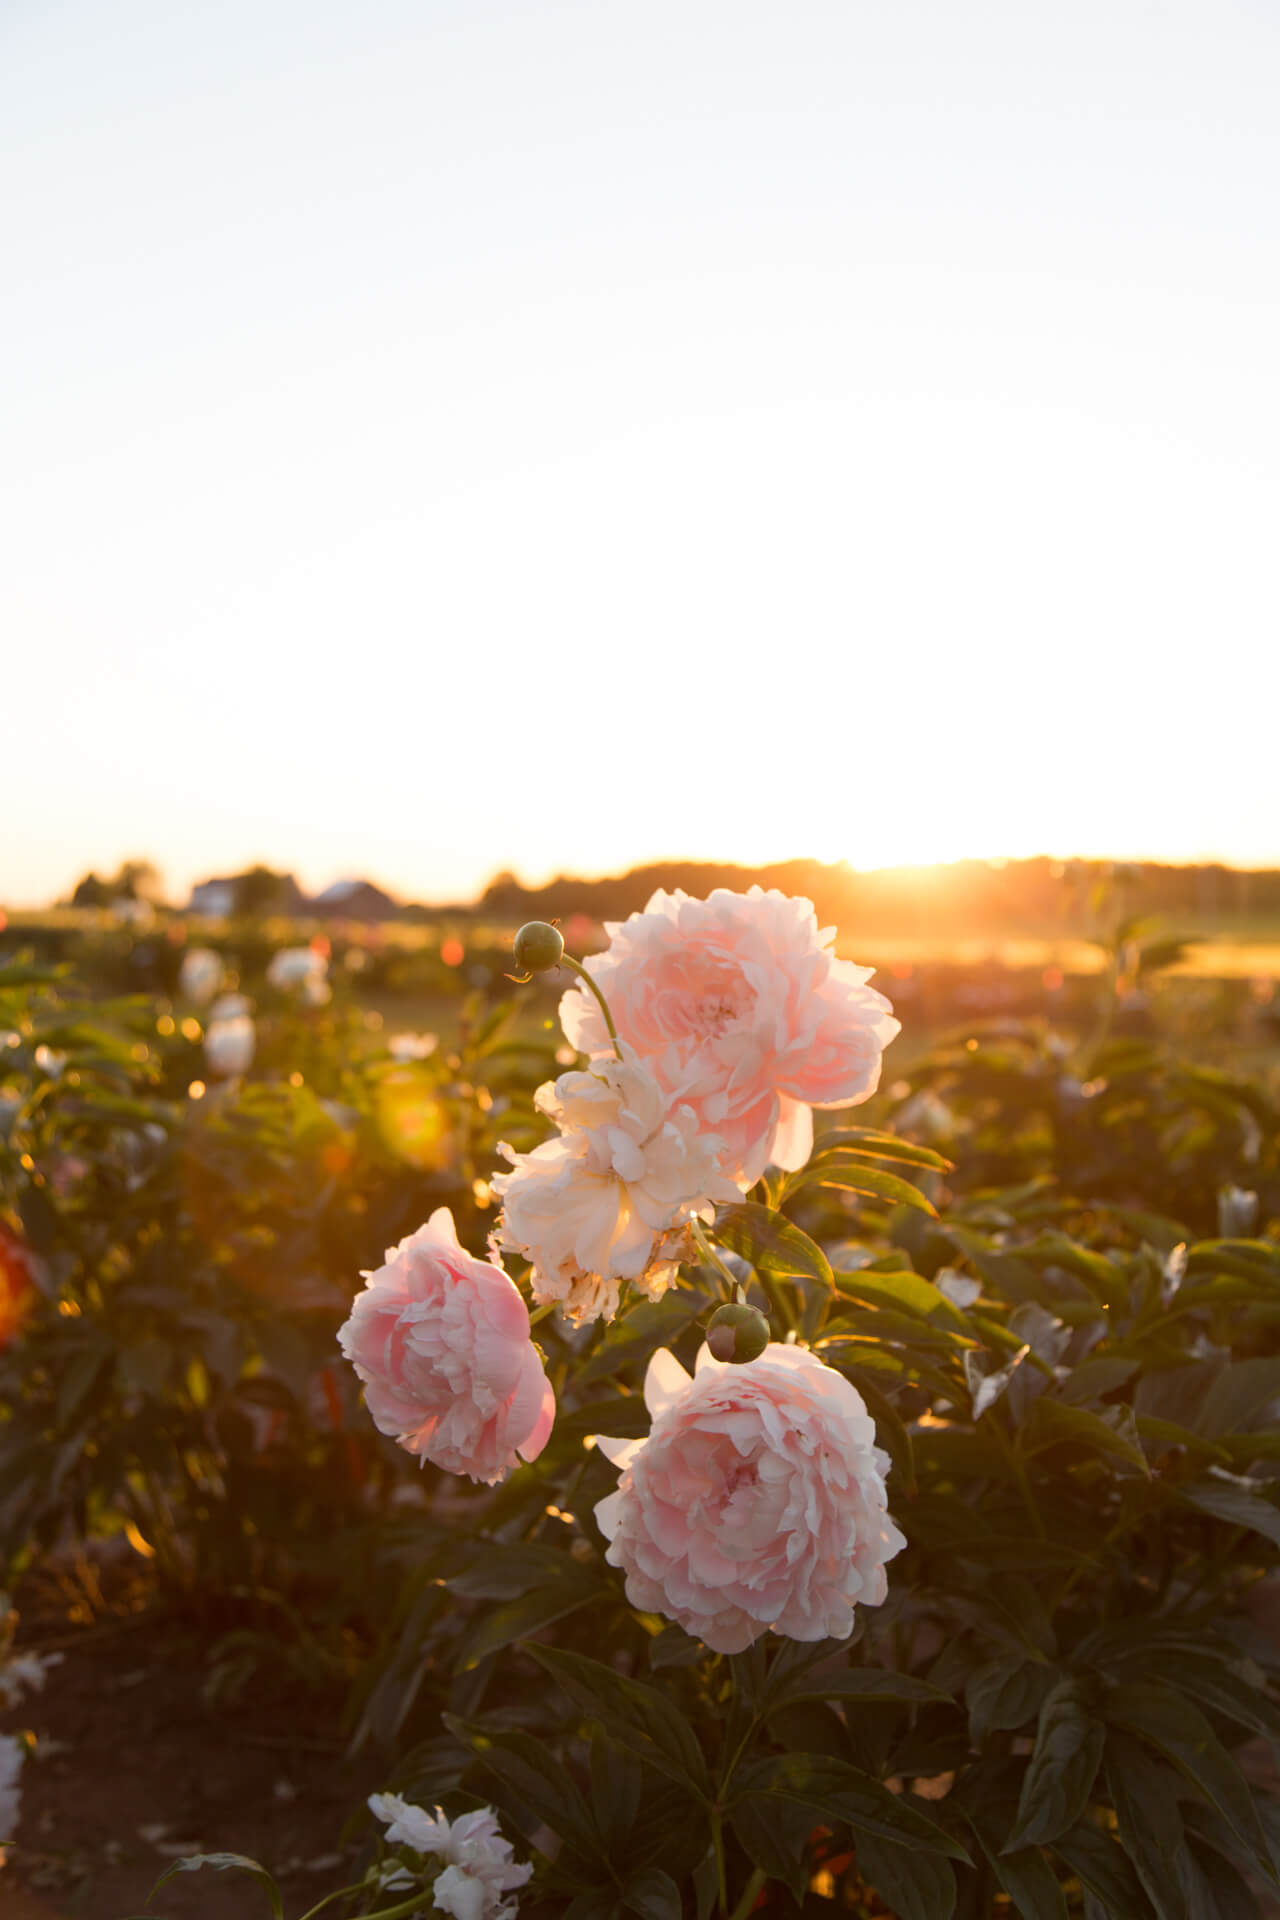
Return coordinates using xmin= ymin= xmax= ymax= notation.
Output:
xmin=619 ymin=1866 xmax=682 ymax=1920
xmin=1050 ymin=1819 xmax=1149 ymax=1920
xmin=812 ymin=1126 xmax=954 ymax=1170
xmin=729 ymin=1753 xmax=971 ymax=1863
xmin=711 ymin=1203 xmax=833 ymax=1287
xmin=526 ymin=1645 xmax=712 ymax=1800
xmin=149 ymin=1854 xmax=283 ymax=1919
xmin=1005 ymin=1680 xmax=1104 ymax=1851
xmin=853 ymin=1832 xmax=956 ymax=1920
xmin=965 ymin=1659 xmax=1060 ymax=1742
xmin=1103 ymin=1682 xmax=1279 ymax=1886
xmin=785 ymin=1157 xmax=938 ymax=1215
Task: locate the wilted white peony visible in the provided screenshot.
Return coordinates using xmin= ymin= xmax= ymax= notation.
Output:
xmin=368 ymin=1793 xmax=531 ymax=1920
xmin=178 ymin=946 xmax=224 ymax=1005
xmin=0 ymin=1732 xmax=24 ymax=1843
xmin=491 ymin=1048 xmax=740 ymax=1324
xmin=204 ymin=994 xmax=255 ymax=1078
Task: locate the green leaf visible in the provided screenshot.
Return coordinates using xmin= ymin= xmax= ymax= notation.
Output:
xmin=445 ymin=1717 xmax=605 ymax=1863
xmin=978 ymin=1839 xmax=1070 ymax=1920
xmin=620 ymin=1867 xmax=682 ymax=1920
xmin=813 ymin=1126 xmax=953 ymax=1170
xmin=1103 ymin=1682 xmax=1277 ymax=1886
xmin=1051 ymin=1818 xmax=1150 ymax=1920
xmin=730 ymin=1753 xmax=971 ymax=1862
xmin=526 ymin=1645 xmax=711 ymax=1799
xmin=575 ymin=1287 xmax=713 ymax=1390
xmin=150 ymin=1853 xmax=283 ymax=1919
xmin=1177 ymin=1477 xmax=1280 ymax=1549
xmin=854 ymin=1831 xmax=957 ymax=1920
xmin=1006 ymin=1681 xmax=1104 ymax=1850
xmin=1027 ymin=1399 xmax=1150 ymax=1475
xmin=966 ymin=1660 xmax=1060 ymax=1741
xmin=456 ymin=1573 xmax=600 ymax=1669
xmin=1194 ymin=1357 xmax=1280 ymax=1438
xmin=785 ymin=1157 xmax=939 ymax=1215
xmin=1104 ymin=1733 xmax=1201 ymax=1920
xmin=833 ymin=1269 xmax=970 ymax=1330
xmin=712 ymin=1203 xmax=833 ymax=1286
xmin=772 ymin=1667 xmax=953 ymax=1713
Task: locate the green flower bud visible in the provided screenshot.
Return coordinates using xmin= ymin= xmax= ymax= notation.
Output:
xmin=512 ymin=921 xmax=565 ymax=975
xmin=705 ymin=1302 xmax=770 ymax=1365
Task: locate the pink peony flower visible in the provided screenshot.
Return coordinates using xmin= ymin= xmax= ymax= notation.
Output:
xmin=338 ymin=1208 xmax=554 ymax=1484
xmin=491 ymin=1048 xmax=740 ymax=1325
xmin=559 ymin=887 xmax=900 ymax=1185
xmin=594 ymin=1342 xmax=905 ymax=1654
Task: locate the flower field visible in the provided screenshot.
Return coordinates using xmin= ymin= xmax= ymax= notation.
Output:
xmin=1 ymin=883 xmax=1278 ymax=1919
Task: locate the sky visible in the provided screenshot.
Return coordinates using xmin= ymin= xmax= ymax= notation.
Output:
xmin=2 ymin=0 xmax=1278 ymax=907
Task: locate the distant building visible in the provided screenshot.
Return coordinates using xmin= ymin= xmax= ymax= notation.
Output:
xmin=188 ymin=879 xmax=237 ymax=917
xmin=311 ymin=879 xmax=400 ymax=922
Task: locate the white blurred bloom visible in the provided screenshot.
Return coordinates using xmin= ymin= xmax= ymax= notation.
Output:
xmin=267 ymin=947 xmax=328 ymax=995
xmin=1218 ymin=1186 xmax=1259 ymax=1238
xmin=204 ymin=998 xmax=255 ymax=1078
xmin=0 ymin=1732 xmax=24 ymax=1843
xmin=178 ymin=947 xmax=224 ymax=1006
xmin=491 ymin=1047 xmax=740 ymax=1324
xmin=388 ymin=1032 xmax=439 ymax=1062
xmin=368 ymin=1795 xmax=530 ymax=1920
xmin=33 ymin=1046 xmax=66 ymax=1078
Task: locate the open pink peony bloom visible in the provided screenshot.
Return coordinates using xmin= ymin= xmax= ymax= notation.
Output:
xmin=594 ymin=1342 xmax=905 ymax=1654
xmin=491 ymin=1048 xmax=739 ymax=1325
xmin=559 ymin=887 xmax=900 ymax=1186
xmin=338 ymin=1208 xmax=554 ymax=1484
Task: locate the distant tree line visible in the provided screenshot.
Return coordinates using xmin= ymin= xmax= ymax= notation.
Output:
xmin=62 ymin=855 xmax=1280 ymax=934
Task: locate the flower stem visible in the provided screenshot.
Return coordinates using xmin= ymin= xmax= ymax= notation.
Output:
xmin=559 ymin=954 xmax=624 ymax=1061
xmin=691 ymin=1218 xmax=740 ymax=1300
xmin=711 ymin=1809 xmax=730 ymax=1916
xmin=727 ymin=1867 xmax=767 ymax=1920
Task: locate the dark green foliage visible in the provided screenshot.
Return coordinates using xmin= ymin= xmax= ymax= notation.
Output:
xmin=2 ymin=920 xmax=1279 ymax=1919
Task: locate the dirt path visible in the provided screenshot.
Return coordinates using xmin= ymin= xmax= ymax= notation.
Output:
xmin=6 ymin=1611 xmax=385 ymax=1920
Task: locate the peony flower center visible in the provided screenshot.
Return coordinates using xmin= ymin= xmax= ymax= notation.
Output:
xmin=645 ymin=951 xmax=756 ymax=1043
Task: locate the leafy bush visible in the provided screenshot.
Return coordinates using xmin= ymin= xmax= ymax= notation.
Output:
xmin=2 ymin=910 xmax=1279 ymax=1919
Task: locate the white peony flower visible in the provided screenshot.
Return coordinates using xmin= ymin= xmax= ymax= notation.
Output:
xmin=204 ymin=995 xmax=255 ymax=1078
xmin=178 ymin=947 xmax=224 ymax=1006
xmin=368 ymin=1795 xmax=531 ymax=1920
xmin=262 ymin=944 xmax=326 ymax=990
xmin=491 ymin=1048 xmax=740 ymax=1324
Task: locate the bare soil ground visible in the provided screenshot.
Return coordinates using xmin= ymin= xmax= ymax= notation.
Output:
xmin=4 ymin=1589 xmax=384 ymax=1920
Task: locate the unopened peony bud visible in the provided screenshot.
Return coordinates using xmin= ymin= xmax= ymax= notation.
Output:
xmin=706 ymin=1302 xmax=770 ymax=1364
xmin=512 ymin=922 xmax=565 ymax=975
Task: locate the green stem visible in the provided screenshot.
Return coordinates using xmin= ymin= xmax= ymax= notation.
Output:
xmin=727 ymin=1867 xmax=767 ymax=1920
xmin=691 ymin=1218 xmax=741 ymax=1300
xmin=295 ymin=1880 xmax=376 ymax=1920
xmin=527 ymin=1300 xmax=557 ymax=1326
xmin=711 ymin=1809 xmax=730 ymax=1917
xmin=352 ymin=1890 xmax=440 ymax=1920
xmin=559 ymin=954 xmax=624 ymax=1060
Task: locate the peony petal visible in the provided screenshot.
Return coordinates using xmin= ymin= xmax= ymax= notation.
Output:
xmin=644 ymin=1347 xmax=692 ymax=1419
xmin=596 ymin=1433 xmax=645 ymax=1469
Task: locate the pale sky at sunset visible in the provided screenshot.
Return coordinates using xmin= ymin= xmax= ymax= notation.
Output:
xmin=2 ymin=0 xmax=1277 ymax=907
